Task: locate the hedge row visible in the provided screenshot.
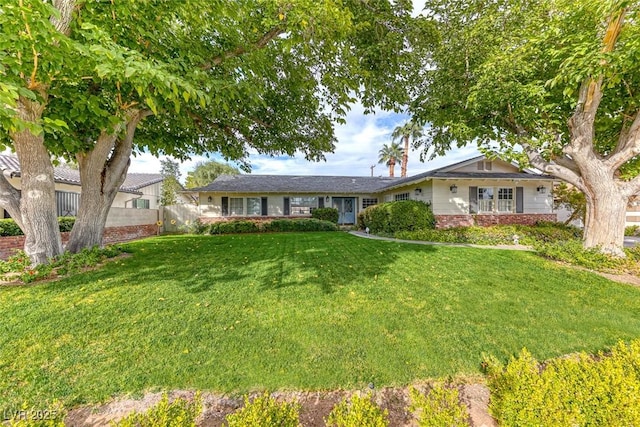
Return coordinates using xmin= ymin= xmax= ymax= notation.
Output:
xmin=357 ymin=200 xmax=436 ymax=234
xmin=311 ymin=207 xmax=339 ymax=223
xmin=200 ymin=218 xmax=339 ymax=235
xmin=395 ymin=221 xmax=582 ymax=246
xmin=0 ymin=217 xmax=75 ymax=236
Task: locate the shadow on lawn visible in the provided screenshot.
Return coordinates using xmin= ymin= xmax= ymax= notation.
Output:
xmin=109 ymin=232 xmax=438 ymax=295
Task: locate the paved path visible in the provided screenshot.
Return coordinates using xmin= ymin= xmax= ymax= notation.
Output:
xmin=348 ymin=231 xmax=535 ymax=251
xmin=625 ymin=236 xmax=640 ymax=248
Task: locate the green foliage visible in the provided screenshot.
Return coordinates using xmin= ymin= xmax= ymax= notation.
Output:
xmin=485 ymin=340 xmax=640 ymax=426
xmin=409 ymin=385 xmax=470 ymax=427
xmin=326 ymin=393 xmax=389 ymax=427
xmin=396 ymin=223 xmax=582 ymax=246
xmin=184 ymin=161 xmax=240 ymax=189
xmin=535 ymin=239 xmax=639 ymax=274
xmin=311 ymin=207 xmax=339 ymax=223
xmin=202 ymin=218 xmax=339 ymax=235
xmin=0 ymin=246 xmax=123 ymax=284
xmin=181 ymin=218 xmax=207 ymax=235
xmin=377 ymin=142 xmax=404 ymax=177
xmin=0 ymin=218 xmax=24 ymax=236
xmin=357 ymin=201 xmax=435 ymax=233
xmin=262 ymin=219 xmax=339 ymax=232
xmin=226 ymin=393 xmax=300 ymax=427
xmin=113 ymin=393 xmax=201 ymax=427
xmin=626 ymin=225 xmax=640 ymax=236
xmin=0 ymin=217 xmax=76 ymax=236
xmin=208 ymin=220 xmax=260 ymax=235
xmin=160 ymin=158 xmax=182 ymax=206
xmin=554 ymin=183 xmax=586 ymax=225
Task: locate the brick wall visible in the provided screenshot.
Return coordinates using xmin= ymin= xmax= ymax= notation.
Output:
xmin=0 ymin=224 xmax=158 ymax=259
xmin=435 ymin=213 xmax=557 ymax=229
xmin=198 ymin=215 xmax=311 ymax=224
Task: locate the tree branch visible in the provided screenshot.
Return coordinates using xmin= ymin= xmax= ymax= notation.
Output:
xmin=523 ymin=143 xmax=585 ymax=191
xmin=0 ymin=172 xmax=24 ymax=232
xmin=202 ymin=26 xmax=284 ymax=70
xmin=606 ymin=108 xmax=640 ymax=170
xmin=623 ymin=174 xmax=640 ymax=198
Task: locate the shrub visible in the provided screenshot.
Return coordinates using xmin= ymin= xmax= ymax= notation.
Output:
xmin=208 ymin=220 xmax=260 ymax=235
xmin=263 ymin=219 xmax=338 ymax=232
xmin=485 ymin=340 xmax=640 ymax=426
xmin=312 ymin=207 xmax=339 ymax=223
xmin=114 ymin=393 xmax=202 ymax=427
xmin=357 ymin=201 xmax=435 ymax=234
xmin=409 ymin=385 xmax=470 ymax=427
xmin=626 ymin=225 xmax=640 ymax=236
xmin=534 ymin=240 xmax=632 ymax=272
xmin=226 ymin=393 xmax=300 ymax=427
xmin=326 ymin=393 xmax=389 ymax=427
xmin=0 ymin=217 xmax=77 ymax=236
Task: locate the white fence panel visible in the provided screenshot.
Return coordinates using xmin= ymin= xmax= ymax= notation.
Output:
xmin=162 ymin=204 xmax=200 ymax=232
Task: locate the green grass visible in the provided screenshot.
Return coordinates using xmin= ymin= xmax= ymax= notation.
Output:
xmin=1 ymin=232 xmax=640 ymax=410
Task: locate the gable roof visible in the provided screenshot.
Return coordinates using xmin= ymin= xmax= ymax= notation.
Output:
xmin=0 ymin=154 xmax=163 ymax=194
xmin=189 ymin=155 xmax=556 ymax=195
xmin=193 ymin=174 xmax=398 ymax=194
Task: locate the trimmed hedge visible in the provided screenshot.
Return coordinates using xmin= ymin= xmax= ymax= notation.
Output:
xmin=312 ymin=207 xmax=339 ymax=223
xmin=396 ymin=222 xmax=582 ymax=246
xmin=204 ymin=218 xmax=339 ymax=235
xmin=357 ymin=200 xmax=435 ymax=234
xmin=0 ymin=217 xmax=76 ymax=236
xmin=485 ymin=340 xmax=640 ymax=426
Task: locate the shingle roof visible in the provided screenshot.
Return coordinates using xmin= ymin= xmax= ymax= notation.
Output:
xmin=0 ymin=154 xmax=162 ymax=194
xmin=193 ymin=174 xmax=399 ymax=194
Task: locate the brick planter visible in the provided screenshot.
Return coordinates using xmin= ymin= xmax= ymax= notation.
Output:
xmin=0 ymin=224 xmax=158 ymax=259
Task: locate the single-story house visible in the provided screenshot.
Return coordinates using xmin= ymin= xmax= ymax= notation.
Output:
xmin=189 ymin=155 xmax=559 ymax=227
xmin=0 ymin=154 xmax=164 ymax=217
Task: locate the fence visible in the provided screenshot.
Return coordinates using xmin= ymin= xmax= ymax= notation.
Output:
xmin=161 ymin=204 xmax=200 ymax=232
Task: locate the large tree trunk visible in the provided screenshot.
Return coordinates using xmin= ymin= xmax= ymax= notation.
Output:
xmin=582 ymin=182 xmax=628 ymax=257
xmin=389 ymin=159 xmax=396 ymax=177
xmin=0 ymin=173 xmax=25 ymax=232
xmin=10 ymin=99 xmax=63 ymax=265
xmin=65 ymin=110 xmax=150 ymax=253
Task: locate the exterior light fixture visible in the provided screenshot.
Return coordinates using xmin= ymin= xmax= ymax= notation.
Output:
xmin=325 ymin=195 xmax=330 ymax=203
xmin=450 ymin=184 xmax=458 ymax=194
xmin=536 ymin=185 xmax=547 ymax=194
xmin=207 ymin=196 xmax=212 ymax=203
xmin=414 ymin=188 xmax=422 ymax=195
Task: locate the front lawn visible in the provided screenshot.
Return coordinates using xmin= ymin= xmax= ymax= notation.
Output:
xmin=1 ymin=232 xmax=639 ymax=410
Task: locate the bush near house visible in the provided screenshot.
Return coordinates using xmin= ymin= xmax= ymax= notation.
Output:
xmin=312 ymin=207 xmax=339 ymax=223
xmin=0 ymin=217 xmax=76 ymax=236
xmin=202 ymin=218 xmax=339 ymax=235
xmin=357 ymin=200 xmax=435 ymax=234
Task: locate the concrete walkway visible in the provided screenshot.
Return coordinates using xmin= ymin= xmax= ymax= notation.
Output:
xmin=348 ymin=230 xmax=535 ymax=251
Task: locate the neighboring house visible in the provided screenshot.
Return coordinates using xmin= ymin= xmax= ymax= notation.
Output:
xmin=189 ymin=156 xmax=558 ymax=227
xmin=0 ymin=154 xmax=163 ymax=217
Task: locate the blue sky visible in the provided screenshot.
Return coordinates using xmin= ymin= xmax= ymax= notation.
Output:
xmin=127 ymin=1 xmax=484 ymax=181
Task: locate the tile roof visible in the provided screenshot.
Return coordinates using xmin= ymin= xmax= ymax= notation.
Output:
xmin=193 ymin=174 xmax=399 ymax=194
xmin=0 ymin=154 xmax=162 ymax=194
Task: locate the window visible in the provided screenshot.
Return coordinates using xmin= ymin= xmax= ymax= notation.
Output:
xmin=132 ymin=198 xmax=150 ymax=209
xmin=247 ymin=198 xmax=261 ymax=215
xmin=394 ymin=192 xmax=410 ymax=201
xmin=497 ymin=188 xmax=514 ymax=212
xmin=229 ymin=198 xmax=243 ymax=215
xmin=384 ymin=194 xmax=393 ymax=202
xmin=362 ymin=198 xmax=378 ymax=209
xmin=477 ymin=160 xmax=492 ymax=171
xmin=290 ymin=196 xmax=317 ymax=215
xmin=477 ymin=187 xmax=494 ymax=212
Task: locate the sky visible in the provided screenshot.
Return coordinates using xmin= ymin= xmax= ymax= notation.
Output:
xmin=125 ymin=1 xmax=484 ymax=181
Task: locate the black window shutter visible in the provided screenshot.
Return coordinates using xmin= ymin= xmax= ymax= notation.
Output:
xmin=469 ymin=186 xmax=478 ymax=214
xmin=516 ymin=187 xmax=524 ymax=213
xmin=284 ymin=197 xmax=290 ymax=216
xmin=261 ymin=197 xmax=268 ymax=216
xmin=221 ymin=197 xmax=229 ymax=216
xmin=318 ymin=196 xmax=324 ymax=209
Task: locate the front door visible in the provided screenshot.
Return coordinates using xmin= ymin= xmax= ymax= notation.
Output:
xmin=332 ymin=197 xmax=356 ymax=224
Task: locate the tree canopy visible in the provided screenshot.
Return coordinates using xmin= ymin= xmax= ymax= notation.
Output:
xmin=412 ymin=0 xmax=640 ymax=254
xmin=185 ymin=160 xmax=240 ymax=189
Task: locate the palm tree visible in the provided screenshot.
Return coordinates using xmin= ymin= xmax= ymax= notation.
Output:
xmin=378 ymin=142 xmax=403 ymax=177
xmin=391 ymin=120 xmax=424 ymax=178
